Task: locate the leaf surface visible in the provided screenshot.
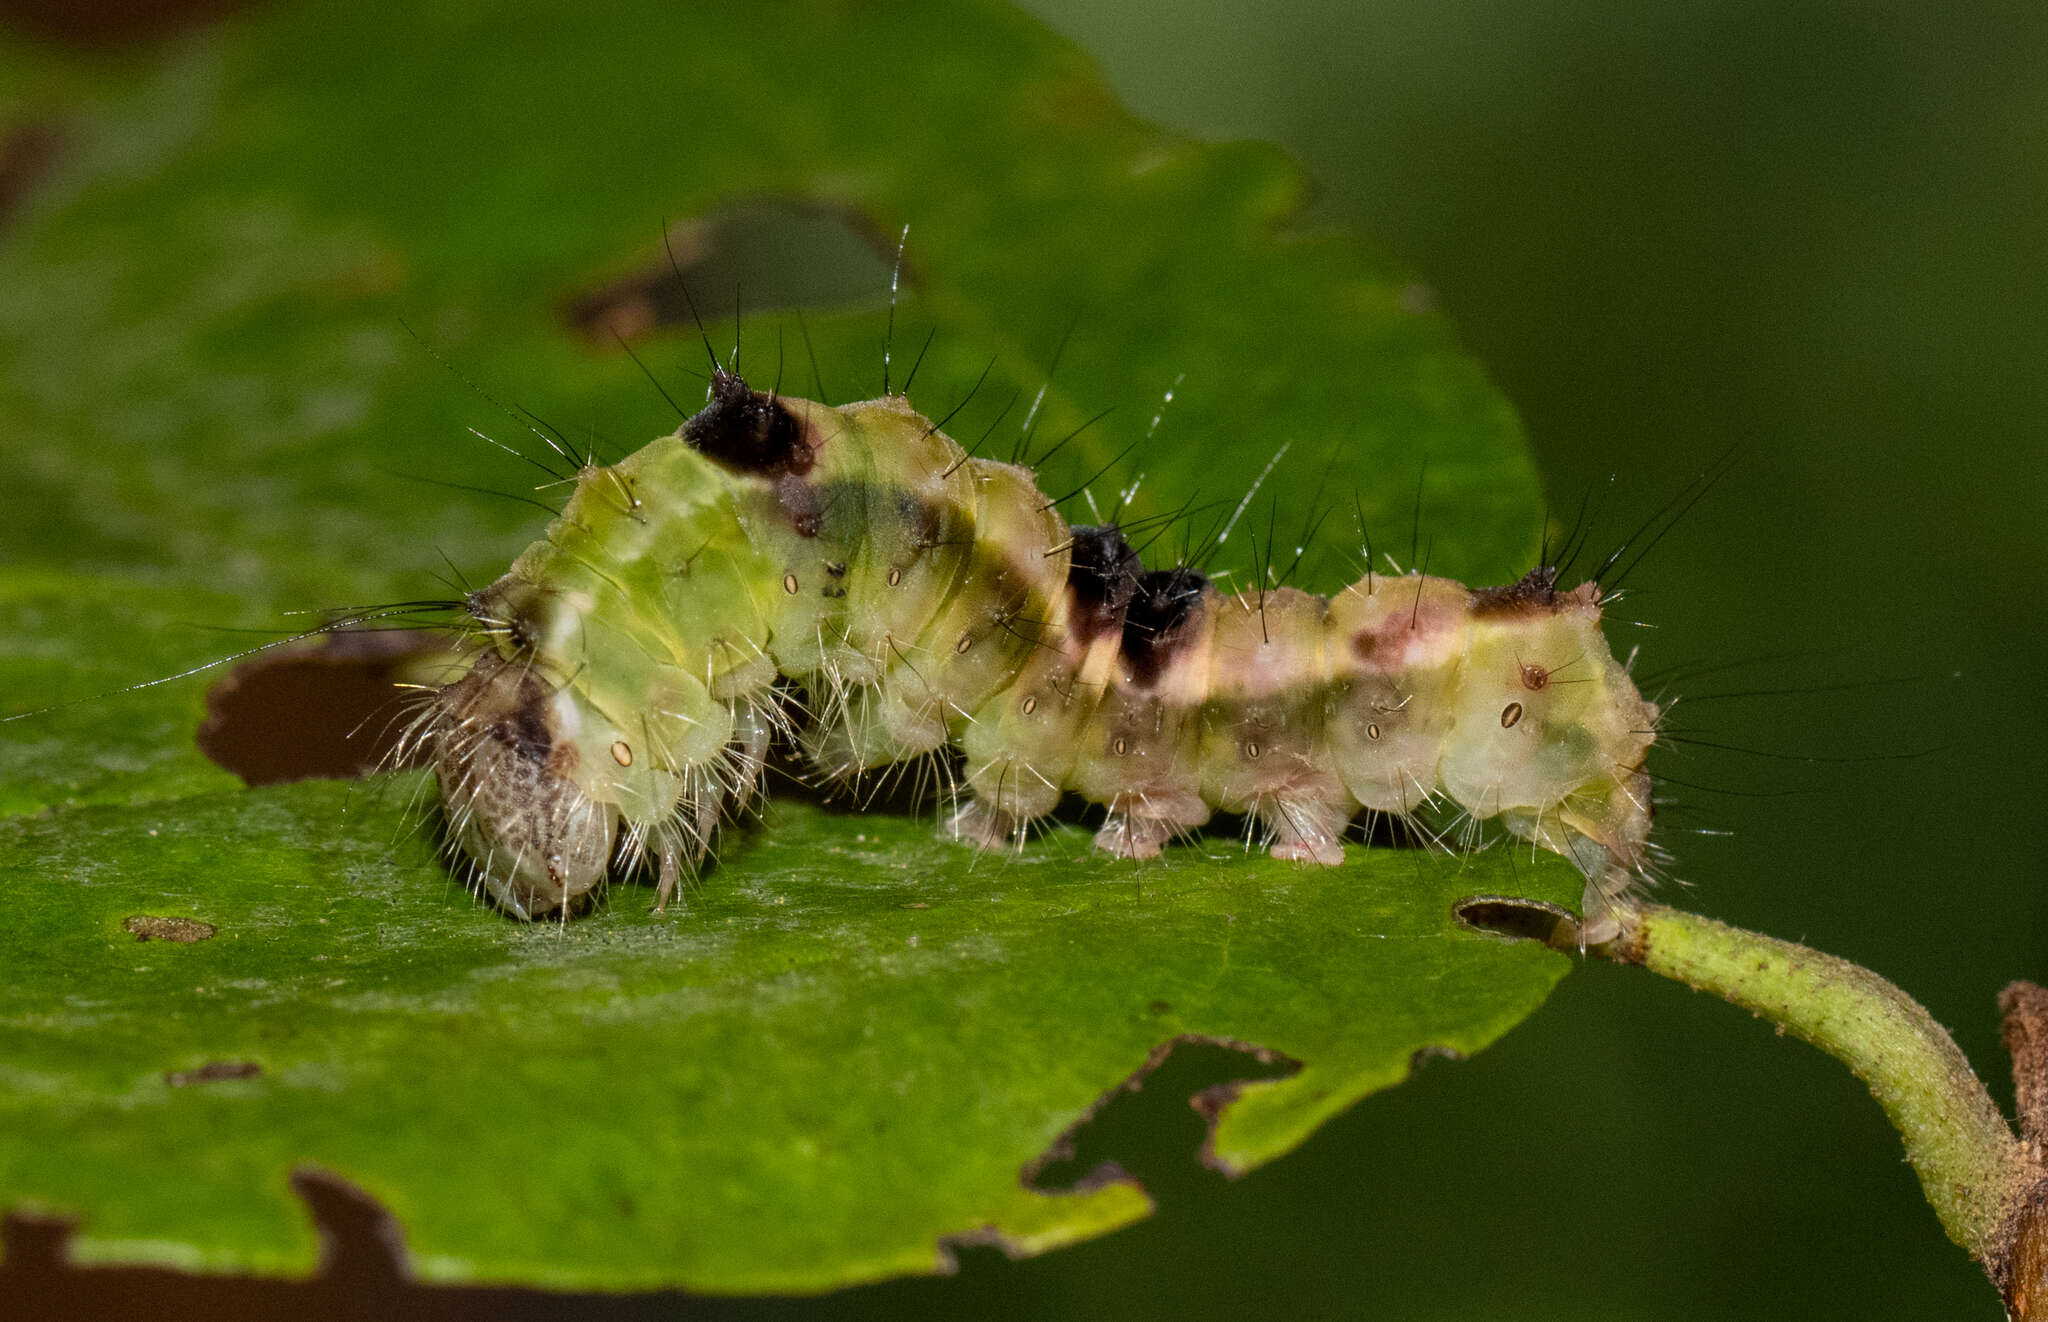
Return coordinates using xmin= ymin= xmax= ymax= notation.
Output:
xmin=0 ymin=0 xmax=1571 ymax=1290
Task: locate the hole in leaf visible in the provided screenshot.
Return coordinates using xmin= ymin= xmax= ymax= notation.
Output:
xmin=933 ymin=1225 xmax=1033 ymax=1275
xmin=1408 ymin=1043 xmax=1465 ymax=1073
xmin=1453 ymin=894 xmax=1582 ymax=949
xmin=0 ymin=1211 xmax=69 ymax=1273
xmin=289 ymin=1169 xmax=410 ymax=1283
xmin=1026 ymin=1035 xmax=1301 ymax=1198
xmin=565 ymin=203 xmax=896 ymax=344
xmin=196 ymin=630 xmax=458 ymax=787
xmin=0 ymin=1171 xmax=421 ymax=1316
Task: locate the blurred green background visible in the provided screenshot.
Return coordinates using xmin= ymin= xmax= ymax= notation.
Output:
xmin=9 ymin=1 xmax=2043 ymax=1318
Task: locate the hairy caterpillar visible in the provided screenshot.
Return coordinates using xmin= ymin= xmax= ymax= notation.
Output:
xmin=423 ymin=363 xmax=1661 ymax=940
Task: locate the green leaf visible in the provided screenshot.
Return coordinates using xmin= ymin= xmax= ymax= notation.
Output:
xmin=5 ymin=790 xmax=1577 ymax=1290
xmin=0 ymin=0 xmax=1571 ymax=1292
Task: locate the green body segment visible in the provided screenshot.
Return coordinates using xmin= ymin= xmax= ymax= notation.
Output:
xmin=431 ymin=382 xmax=1659 ymax=934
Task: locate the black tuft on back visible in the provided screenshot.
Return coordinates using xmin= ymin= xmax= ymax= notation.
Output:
xmin=1120 ymin=565 xmax=1209 ymax=686
xmin=1065 ymin=525 xmax=1144 ymax=643
xmin=682 ymin=369 xmax=813 ymax=477
xmin=1471 ymin=565 xmax=1561 ymax=616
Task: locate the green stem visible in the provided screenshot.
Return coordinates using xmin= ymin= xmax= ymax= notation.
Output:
xmin=1603 ymin=903 xmax=2023 ymax=1258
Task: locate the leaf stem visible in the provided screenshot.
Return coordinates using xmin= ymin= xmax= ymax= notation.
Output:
xmin=1601 ymin=903 xmax=2023 ymax=1259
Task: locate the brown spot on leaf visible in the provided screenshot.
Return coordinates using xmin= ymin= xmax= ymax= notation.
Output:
xmin=164 ymin=1061 xmax=260 ymax=1087
xmin=123 ymin=915 xmax=216 ymax=944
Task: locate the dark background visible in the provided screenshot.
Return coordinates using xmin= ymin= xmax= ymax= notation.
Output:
xmin=8 ymin=1 xmax=2044 ymax=1318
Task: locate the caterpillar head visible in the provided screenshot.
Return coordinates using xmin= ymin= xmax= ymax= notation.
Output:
xmin=431 ymin=652 xmax=620 ymax=920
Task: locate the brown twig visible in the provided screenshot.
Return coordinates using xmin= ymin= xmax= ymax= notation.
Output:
xmin=1994 ymin=983 xmax=2048 ymax=1318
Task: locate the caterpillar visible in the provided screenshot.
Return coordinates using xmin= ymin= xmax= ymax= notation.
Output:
xmin=422 ymin=362 xmax=1661 ymax=941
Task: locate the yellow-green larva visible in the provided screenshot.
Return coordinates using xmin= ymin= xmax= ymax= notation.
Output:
xmin=427 ymin=369 xmax=1660 ymax=938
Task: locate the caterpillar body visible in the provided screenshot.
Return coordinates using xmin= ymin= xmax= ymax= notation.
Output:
xmin=429 ymin=368 xmax=1659 ymax=938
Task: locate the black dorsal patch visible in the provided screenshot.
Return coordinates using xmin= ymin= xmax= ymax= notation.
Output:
xmin=503 ymin=688 xmax=555 ymax=767
xmin=1120 ymin=565 xmax=1209 ymax=686
xmin=1470 ymin=565 xmax=1560 ymax=617
xmin=1065 ymin=525 xmax=1143 ymax=643
xmin=682 ymin=368 xmax=813 ymax=477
